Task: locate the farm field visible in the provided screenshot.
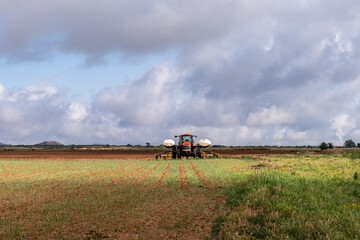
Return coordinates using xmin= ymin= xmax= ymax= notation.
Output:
xmin=0 ymin=149 xmax=298 ymax=161
xmin=1 ymin=152 xmax=360 ymax=239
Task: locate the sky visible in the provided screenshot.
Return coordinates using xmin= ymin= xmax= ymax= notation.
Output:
xmin=1 ymin=0 xmax=360 ymax=145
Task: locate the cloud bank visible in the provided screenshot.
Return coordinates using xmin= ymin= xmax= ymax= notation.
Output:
xmin=1 ymin=0 xmax=360 ymax=145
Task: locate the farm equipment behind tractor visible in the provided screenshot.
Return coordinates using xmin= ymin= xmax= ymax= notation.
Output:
xmin=155 ymin=134 xmax=220 ymax=159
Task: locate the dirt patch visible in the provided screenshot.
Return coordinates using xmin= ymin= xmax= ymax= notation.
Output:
xmin=108 ymin=163 xmax=152 ymax=186
xmin=3 ymin=168 xmax=71 ymax=183
xmin=251 ymin=163 xmax=268 ymax=169
xmin=190 ymin=162 xmax=212 ymax=188
xmin=111 ymin=188 xmax=225 ymax=240
xmin=133 ymin=163 xmax=161 ymax=186
xmin=179 ymin=162 xmax=188 ymax=188
xmin=0 ymin=149 xmax=299 ymax=161
xmin=0 ymin=150 xmax=160 ymax=161
xmin=157 ymin=162 xmax=171 ymax=186
xmin=216 ymin=149 xmax=298 ymax=156
xmin=1 ymin=159 xmax=228 ymax=240
xmin=76 ymin=164 xmax=135 ymax=187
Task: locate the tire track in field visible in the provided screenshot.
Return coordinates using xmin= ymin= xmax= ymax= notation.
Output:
xmin=2 ymin=161 xmax=97 ymax=182
xmin=0 ymin=165 xmax=110 ymax=186
xmin=190 ymin=162 xmax=212 ymax=188
xmin=34 ymin=165 xmax=111 ymax=188
xmin=39 ymin=164 xmax=137 ymax=202
xmin=179 ymin=162 xmax=188 ymax=188
xmin=2 ymin=165 xmax=133 ymax=215
xmin=53 ymin=165 xmax=116 ymax=182
xmin=49 ymin=163 xmax=133 ymax=190
xmin=2 ymin=168 xmax=71 ymax=184
xmin=4 ymin=170 xmax=57 ymax=181
xmin=133 ymin=163 xmax=162 ymax=186
xmin=108 ymin=163 xmax=152 ymax=186
xmin=157 ymin=162 xmax=171 ymax=186
xmin=74 ymin=164 xmax=136 ymax=187
xmin=37 ymin=165 xmax=111 ymax=189
xmin=1 ymin=163 xmax=151 ymax=219
xmin=0 ymin=161 xmax=75 ymax=178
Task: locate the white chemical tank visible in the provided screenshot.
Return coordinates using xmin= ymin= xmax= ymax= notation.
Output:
xmin=162 ymin=139 xmax=175 ymax=147
xmin=198 ymin=139 xmax=211 ymax=147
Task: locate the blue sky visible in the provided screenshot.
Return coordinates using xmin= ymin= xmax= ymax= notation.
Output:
xmin=1 ymin=0 xmax=360 ymax=145
xmin=1 ymin=51 xmax=178 ymax=101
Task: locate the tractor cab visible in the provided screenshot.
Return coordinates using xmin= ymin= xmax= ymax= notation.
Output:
xmin=175 ymin=134 xmax=197 ymax=157
xmin=178 ymin=134 xmax=196 ymax=146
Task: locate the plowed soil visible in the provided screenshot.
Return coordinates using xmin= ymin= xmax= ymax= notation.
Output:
xmin=0 ymin=149 xmax=298 ymax=161
xmin=179 ymin=162 xmax=188 ymax=188
xmin=216 ymin=149 xmax=299 ymax=156
xmin=0 ymin=150 xmax=158 ymax=160
xmin=157 ymin=162 xmax=171 ymax=185
xmin=190 ymin=162 xmax=211 ymax=187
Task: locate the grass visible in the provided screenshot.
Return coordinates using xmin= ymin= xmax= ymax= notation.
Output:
xmin=220 ymin=172 xmax=360 ymax=239
xmin=0 ymin=160 xmax=223 ymax=239
xmin=342 ymin=151 xmax=360 ymax=159
xmin=1 ymin=154 xmax=360 ymax=239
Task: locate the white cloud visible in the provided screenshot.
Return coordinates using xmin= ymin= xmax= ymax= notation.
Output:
xmin=0 ymin=0 xmax=241 ymax=62
xmin=187 ymin=43 xmax=235 ymax=72
xmin=0 ymin=83 xmax=5 ymax=94
xmin=2 ymin=1 xmax=360 ymax=146
xmin=0 ymin=83 xmax=5 ymax=100
xmin=95 ymin=61 xmax=186 ymax=126
xmin=263 ymin=36 xmax=274 ymax=52
xmin=286 ymin=129 xmax=308 ymax=141
xmin=331 ymin=114 xmax=356 ymax=144
xmin=67 ymin=102 xmax=87 ymax=121
xmin=246 ymin=106 xmax=295 ymax=126
xmin=273 ymin=128 xmax=286 ymax=141
xmin=0 ymin=83 xmax=66 ymax=144
xmin=26 ymin=85 xmax=58 ymax=101
xmin=0 ymin=104 xmax=22 ymax=124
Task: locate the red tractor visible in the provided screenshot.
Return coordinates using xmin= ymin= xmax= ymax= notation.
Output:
xmin=155 ymin=134 xmax=219 ymax=159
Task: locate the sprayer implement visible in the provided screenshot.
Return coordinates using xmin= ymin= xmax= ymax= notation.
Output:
xmin=155 ymin=134 xmax=220 ymax=159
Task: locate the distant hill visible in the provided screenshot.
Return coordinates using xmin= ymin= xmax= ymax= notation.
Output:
xmin=0 ymin=143 xmax=6 ymax=145
xmin=36 ymin=141 xmax=63 ymax=146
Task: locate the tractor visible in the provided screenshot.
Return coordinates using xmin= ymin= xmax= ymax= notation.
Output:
xmin=155 ymin=134 xmax=220 ymax=159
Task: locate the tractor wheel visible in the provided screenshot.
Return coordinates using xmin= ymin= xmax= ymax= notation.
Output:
xmin=172 ymin=146 xmax=177 ymax=159
xmin=197 ymin=148 xmax=203 ymax=158
xmin=193 ymin=148 xmax=197 ymax=158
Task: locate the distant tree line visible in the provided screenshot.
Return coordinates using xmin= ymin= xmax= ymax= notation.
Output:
xmin=319 ymin=142 xmax=334 ymax=150
xmin=319 ymin=139 xmax=360 ymax=150
xmin=343 ymin=139 xmax=360 ymax=148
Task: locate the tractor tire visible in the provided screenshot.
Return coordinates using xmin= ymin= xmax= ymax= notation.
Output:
xmin=193 ymin=148 xmax=197 ymax=158
xmin=197 ymin=148 xmax=203 ymax=158
xmin=172 ymin=146 xmax=177 ymax=159
xmin=177 ymin=150 xmax=181 ymax=159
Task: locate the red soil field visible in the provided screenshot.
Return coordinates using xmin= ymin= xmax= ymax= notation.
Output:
xmin=0 ymin=149 xmax=298 ymax=161
xmin=216 ymin=149 xmax=298 ymax=156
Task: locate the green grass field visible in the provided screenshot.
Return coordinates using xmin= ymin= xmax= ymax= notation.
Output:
xmin=1 ymin=154 xmax=360 ymax=239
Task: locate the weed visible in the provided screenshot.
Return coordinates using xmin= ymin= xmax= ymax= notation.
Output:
xmin=222 ymin=171 xmax=360 ymax=239
xmin=83 ymin=230 xmax=109 ymax=240
xmin=220 ymin=156 xmax=259 ymax=161
xmin=210 ymin=215 xmax=226 ymax=239
xmin=2 ymin=155 xmax=360 ymax=239
xmin=343 ymin=151 xmax=360 ymax=159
